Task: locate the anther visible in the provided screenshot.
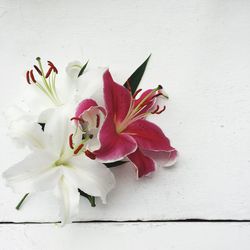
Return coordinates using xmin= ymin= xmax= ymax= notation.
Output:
xmin=151 ymin=105 xmax=160 ymax=114
xmin=45 ymin=67 xmax=53 ymax=78
xmin=74 ymin=144 xmax=84 ymax=154
xmin=34 ymin=65 xmax=42 ymax=76
xmin=69 ymin=134 xmax=74 ymax=149
xmin=26 ymin=71 xmax=31 ymax=84
xmin=30 ymin=70 xmax=36 ymax=83
xmin=47 ymin=61 xmax=58 ymax=74
xmin=85 ymin=150 xmax=96 ymax=160
xmin=155 ymin=105 xmax=166 ymax=114
xmin=70 ymin=117 xmax=85 ymax=123
xmin=132 ymin=88 xmax=142 ymax=99
xmin=96 ymin=114 xmax=100 ymax=128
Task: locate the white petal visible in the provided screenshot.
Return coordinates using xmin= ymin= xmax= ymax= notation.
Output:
xmin=66 ymin=156 xmax=115 ymax=203
xmin=3 ymin=105 xmax=28 ymax=124
xmin=43 ymin=106 xmax=74 ymax=158
xmin=2 ymin=151 xmax=60 ymax=193
xmin=65 ymin=61 xmax=83 ymax=79
xmin=86 ymin=137 xmax=101 ymax=152
xmin=22 ymin=84 xmax=55 ymax=114
xmin=74 ymin=68 xmax=106 ymax=106
xmin=54 ymin=175 xmax=80 ymax=225
xmin=37 ymin=108 xmax=56 ymax=124
xmin=8 ymin=119 xmax=46 ymax=150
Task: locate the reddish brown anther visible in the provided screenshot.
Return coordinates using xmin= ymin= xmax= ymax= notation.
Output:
xmin=69 ymin=134 xmax=74 ymax=149
xmin=132 ymin=88 xmax=142 ymax=99
xmin=85 ymin=150 xmax=96 ymax=160
xmin=30 ymin=70 xmax=36 ymax=83
xmin=70 ymin=117 xmax=85 ymax=123
xmin=47 ymin=61 xmax=58 ymax=74
xmin=155 ymin=105 xmax=166 ymax=114
xmin=74 ymin=144 xmax=84 ymax=154
xmin=151 ymin=105 xmax=160 ymax=114
xmin=45 ymin=67 xmax=53 ymax=78
xmin=34 ymin=65 xmax=42 ymax=76
xmin=26 ymin=71 xmax=31 ymax=84
xmin=96 ymin=114 xmax=100 ymax=128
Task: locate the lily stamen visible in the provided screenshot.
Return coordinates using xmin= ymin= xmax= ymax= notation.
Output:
xmin=74 ymin=144 xmax=84 ymax=154
xmin=45 ymin=67 xmax=53 ymax=78
xmin=151 ymin=105 xmax=160 ymax=114
xmin=85 ymin=150 xmax=96 ymax=160
xmin=26 ymin=57 xmax=62 ymax=106
xmin=48 ymin=61 xmax=58 ymax=74
xmin=96 ymin=114 xmax=100 ymax=128
xmin=26 ymin=71 xmax=31 ymax=84
xmin=70 ymin=117 xmax=85 ymax=123
xmin=132 ymin=88 xmax=142 ymax=99
xmin=155 ymin=105 xmax=166 ymax=114
xmin=34 ymin=65 xmax=42 ymax=75
xmin=117 ymin=85 xmax=168 ymax=133
xmin=69 ymin=134 xmax=74 ymax=149
xmin=30 ymin=70 xmax=36 ymax=83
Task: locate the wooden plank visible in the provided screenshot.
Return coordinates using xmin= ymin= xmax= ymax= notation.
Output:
xmin=1 ymin=0 xmax=250 ymax=222
xmin=0 ymin=222 xmax=250 ymax=250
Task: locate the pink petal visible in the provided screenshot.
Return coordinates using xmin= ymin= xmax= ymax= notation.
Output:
xmin=128 ymin=149 xmax=156 ymax=178
xmin=75 ymin=99 xmax=98 ymax=117
xmin=142 ymin=148 xmax=178 ymax=167
xmin=124 ymin=119 xmax=175 ymax=152
xmin=94 ymin=115 xmax=137 ymax=162
xmin=103 ymin=70 xmax=132 ymax=123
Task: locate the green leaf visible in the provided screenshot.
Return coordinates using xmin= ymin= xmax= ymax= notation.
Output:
xmin=124 ymin=54 xmax=151 ymax=94
xmin=78 ymin=189 xmax=96 ymax=207
xmin=78 ymin=60 xmax=89 ymax=77
xmin=16 ymin=193 xmax=29 ymax=210
xmin=104 ymin=161 xmax=127 ymax=168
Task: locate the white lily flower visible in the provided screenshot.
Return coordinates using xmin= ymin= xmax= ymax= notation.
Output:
xmin=5 ymin=58 xmax=106 ymax=149
xmin=2 ymin=106 xmax=115 ymax=225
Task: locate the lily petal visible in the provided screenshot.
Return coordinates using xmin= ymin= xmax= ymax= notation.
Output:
xmin=142 ymin=149 xmax=178 ymax=167
xmin=103 ymin=70 xmax=132 ymax=123
xmin=43 ymin=106 xmax=73 ymax=158
xmin=54 ymin=175 xmax=80 ymax=225
xmin=9 ymin=119 xmax=45 ymax=150
xmin=75 ymin=99 xmax=98 ymax=118
xmin=128 ymin=149 xmax=156 ymax=178
xmin=67 ymin=156 xmax=115 ymax=203
xmin=2 ymin=151 xmax=60 ymax=193
xmin=125 ymin=119 xmax=175 ymax=152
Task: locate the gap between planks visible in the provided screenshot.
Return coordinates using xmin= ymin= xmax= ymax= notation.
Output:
xmin=1 ymin=219 xmax=250 ymax=225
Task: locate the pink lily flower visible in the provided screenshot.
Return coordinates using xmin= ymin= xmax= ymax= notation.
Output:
xmin=94 ymin=70 xmax=177 ymax=178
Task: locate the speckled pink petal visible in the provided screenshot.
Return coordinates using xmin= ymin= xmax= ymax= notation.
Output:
xmin=103 ymin=70 xmax=132 ymax=123
xmin=75 ymin=98 xmax=98 ymax=118
xmin=94 ymin=114 xmax=137 ymax=162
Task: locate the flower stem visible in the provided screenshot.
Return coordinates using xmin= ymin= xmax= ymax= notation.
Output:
xmin=16 ymin=193 xmax=29 ymax=210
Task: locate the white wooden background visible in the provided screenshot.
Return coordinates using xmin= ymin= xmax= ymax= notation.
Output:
xmin=1 ymin=0 xmax=250 ymax=249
